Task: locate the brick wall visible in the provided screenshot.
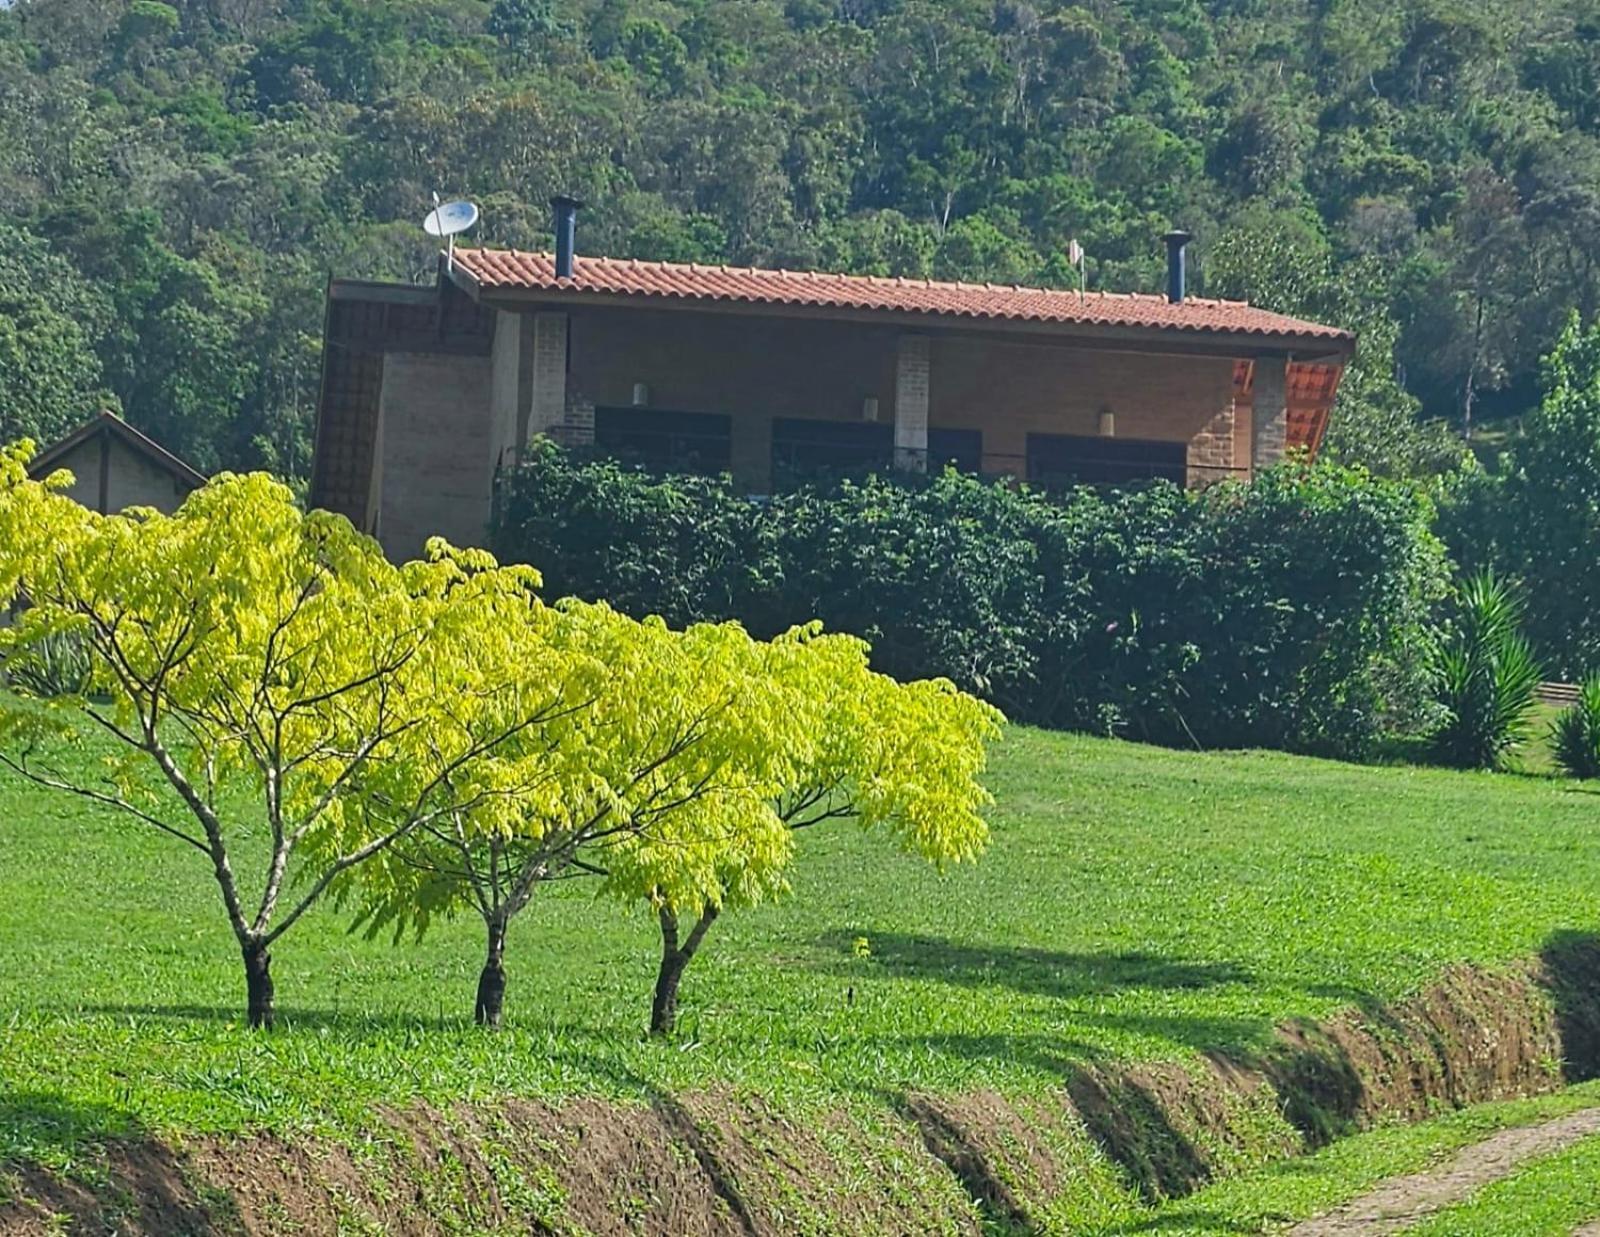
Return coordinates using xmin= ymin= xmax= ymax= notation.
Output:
xmin=1186 ymin=403 xmax=1237 ymax=487
xmin=893 ymin=335 xmax=931 ymax=471
xmin=1252 ymin=356 xmax=1288 ymax=471
xmin=377 ymin=351 xmax=494 ymax=561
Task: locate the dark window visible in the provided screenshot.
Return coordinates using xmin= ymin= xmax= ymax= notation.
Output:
xmin=928 ymin=427 xmax=983 ymax=473
xmin=772 ymin=418 xmax=892 ymax=485
xmin=1026 ymin=433 xmax=1186 ymax=487
xmin=595 ymin=407 xmax=731 ymax=475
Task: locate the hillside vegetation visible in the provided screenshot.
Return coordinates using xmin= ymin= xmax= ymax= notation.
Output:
xmin=6 ymin=725 xmax=1600 ymax=1230
xmin=4 ymin=0 xmax=1599 ymax=477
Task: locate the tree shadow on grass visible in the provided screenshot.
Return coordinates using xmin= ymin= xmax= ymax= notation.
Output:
xmin=0 ymin=1089 xmax=138 ymax=1165
xmin=0 ymin=1089 xmax=234 ymax=1234
xmin=1540 ymin=929 xmax=1600 ymax=1079
xmin=816 ymin=930 xmax=1255 ymax=1002
xmin=76 ymin=1001 xmax=475 ymax=1034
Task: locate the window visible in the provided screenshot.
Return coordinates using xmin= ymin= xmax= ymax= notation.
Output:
xmin=595 ymin=407 xmax=731 ymax=475
xmin=928 ymin=427 xmax=983 ymax=473
xmin=771 ymin=418 xmax=892 ymax=485
xmin=1026 ymin=433 xmax=1186 ymax=488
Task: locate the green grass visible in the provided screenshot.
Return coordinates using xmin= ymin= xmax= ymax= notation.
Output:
xmin=4 ymin=725 xmax=1600 ymax=1170
xmin=1093 ymin=1082 xmax=1600 ymax=1234
xmin=1403 ymin=1130 xmax=1600 ymax=1235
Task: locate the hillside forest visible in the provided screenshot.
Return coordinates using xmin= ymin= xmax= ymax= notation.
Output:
xmin=1 ymin=0 xmax=1597 ymax=482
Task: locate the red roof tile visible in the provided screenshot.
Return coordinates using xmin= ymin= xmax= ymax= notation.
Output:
xmin=449 ymin=250 xmax=1354 ymax=348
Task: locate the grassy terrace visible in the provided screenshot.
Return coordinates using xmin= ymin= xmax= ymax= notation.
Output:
xmin=3 ymin=725 xmax=1600 ymax=1170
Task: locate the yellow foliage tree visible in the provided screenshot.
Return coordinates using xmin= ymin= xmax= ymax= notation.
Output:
xmin=339 ymin=578 xmax=823 ymax=1028
xmin=0 ymin=445 xmax=591 ymax=1027
xmin=626 ymin=627 xmax=1004 ymax=1037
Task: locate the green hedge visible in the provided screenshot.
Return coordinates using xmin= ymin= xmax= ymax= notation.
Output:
xmin=493 ymin=442 xmax=1446 ymax=756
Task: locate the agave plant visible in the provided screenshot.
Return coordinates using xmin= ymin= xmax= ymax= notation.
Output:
xmin=1430 ymin=571 xmax=1542 ymax=770
xmin=1552 ymin=675 xmax=1600 ymax=780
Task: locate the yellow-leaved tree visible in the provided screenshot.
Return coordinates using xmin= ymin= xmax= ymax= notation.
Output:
xmin=615 ymin=626 xmax=1004 ymax=1037
xmin=336 ymin=607 xmax=1002 ymax=1035
xmin=0 ymin=445 xmax=594 ymax=1027
xmin=336 ymin=579 xmax=821 ymax=1029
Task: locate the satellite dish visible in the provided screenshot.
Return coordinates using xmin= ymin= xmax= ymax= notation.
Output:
xmin=424 ymin=195 xmax=479 ymax=272
xmin=424 ymin=198 xmax=479 ymax=238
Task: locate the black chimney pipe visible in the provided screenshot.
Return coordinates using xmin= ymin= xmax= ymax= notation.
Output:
xmin=1164 ymin=229 xmax=1191 ymax=304
xmin=552 ymin=195 xmax=583 ymax=279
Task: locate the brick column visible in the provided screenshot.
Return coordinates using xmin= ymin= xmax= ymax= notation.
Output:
xmin=528 ymin=312 xmax=568 ymax=443
xmin=1186 ymin=404 xmax=1235 ymax=488
xmin=553 ymin=396 xmax=595 ymax=448
xmin=1251 ymin=355 xmax=1288 ymax=476
xmin=893 ymin=334 xmax=930 ymax=472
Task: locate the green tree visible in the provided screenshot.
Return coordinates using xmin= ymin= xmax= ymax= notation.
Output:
xmin=1500 ymin=315 xmax=1600 ymax=676
xmin=0 ymin=225 xmax=117 ymax=444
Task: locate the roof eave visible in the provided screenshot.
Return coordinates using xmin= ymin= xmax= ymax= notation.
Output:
xmin=468 ymin=281 xmax=1353 ymax=359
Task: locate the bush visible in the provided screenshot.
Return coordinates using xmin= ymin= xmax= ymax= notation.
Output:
xmin=1429 ymin=571 xmax=1542 ymax=770
xmin=493 ymin=443 xmax=1447 ymax=757
xmin=1552 ymin=676 xmax=1600 ymax=780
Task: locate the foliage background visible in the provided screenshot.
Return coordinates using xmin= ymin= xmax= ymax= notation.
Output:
xmin=3 ymin=0 xmax=1598 ymax=477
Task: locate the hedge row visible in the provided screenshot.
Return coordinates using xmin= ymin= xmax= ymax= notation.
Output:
xmin=493 ymin=443 xmax=1446 ymax=756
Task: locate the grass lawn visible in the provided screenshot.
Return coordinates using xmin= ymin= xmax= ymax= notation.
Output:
xmin=3 ymin=725 xmax=1600 ymax=1173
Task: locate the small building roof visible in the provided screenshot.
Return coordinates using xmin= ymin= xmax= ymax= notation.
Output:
xmin=448 ymin=249 xmax=1354 ymax=353
xmin=28 ymin=412 xmax=208 ymax=492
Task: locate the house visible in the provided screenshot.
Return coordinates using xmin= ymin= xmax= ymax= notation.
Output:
xmin=28 ymin=412 xmax=206 ymax=515
xmin=310 ymin=199 xmax=1354 ymax=562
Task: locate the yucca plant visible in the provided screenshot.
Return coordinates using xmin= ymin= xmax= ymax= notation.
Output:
xmin=1 ymin=629 xmax=93 ymax=700
xmin=1430 ymin=571 xmax=1542 ymax=770
xmin=1552 ymin=675 xmax=1600 ymax=780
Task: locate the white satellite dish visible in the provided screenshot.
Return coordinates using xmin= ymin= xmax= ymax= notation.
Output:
xmin=423 ymin=195 xmax=479 ymax=270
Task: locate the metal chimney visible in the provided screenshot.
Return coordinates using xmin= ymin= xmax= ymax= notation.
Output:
xmin=551 ymin=195 xmax=583 ymax=279
xmin=1164 ymin=230 xmax=1191 ymax=304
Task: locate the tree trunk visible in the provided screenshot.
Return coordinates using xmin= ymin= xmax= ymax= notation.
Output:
xmin=243 ymin=940 xmax=274 ymax=1030
xmin=475 ymin=915 xmax=509 ymax=1029
xmin=649 ymin=903 xmax=719 ymax=1038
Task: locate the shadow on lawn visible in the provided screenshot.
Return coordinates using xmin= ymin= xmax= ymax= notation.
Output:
xmin=817 ymin=930 xmax=1254 ymax=1002
xmin=0 ymin=1089 xmax=137 ymax=1163
xmin=77 ymin=1002 xmax=476 ymax=1034
xmin=0 ymin=1089 xmax=232 ymax=1234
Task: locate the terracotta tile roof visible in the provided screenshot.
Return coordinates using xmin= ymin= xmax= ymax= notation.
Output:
xmin=450 ymin=250 xmax=1354 ymax=347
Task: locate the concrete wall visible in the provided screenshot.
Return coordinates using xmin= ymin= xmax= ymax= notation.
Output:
xmin=566 ymin=306 xmax=899 ymax=491
xmin=377 ymin=351 xmax=494 ymax=561
xmin=45 ymin=436 xmax=195 ymax=514
xmin=562 ymin=305 xmax=1242 ymax=489
xmin=928 ymin=336 xmax=1238 ymax=480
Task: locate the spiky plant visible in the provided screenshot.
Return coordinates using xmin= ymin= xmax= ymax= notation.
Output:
xmin=1552 ymin=675 xmax=1600 ymax=780
xmin=1430 ymin=571 xmax=1542 ymax=770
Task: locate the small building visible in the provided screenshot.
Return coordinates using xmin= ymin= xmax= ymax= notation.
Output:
xmin=29 ymin=412 xmax=206 ymax=515
xmin=311 ymin=201 xmax=1354 ymax=562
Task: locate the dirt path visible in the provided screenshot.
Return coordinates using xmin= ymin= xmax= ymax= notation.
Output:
xmin=1571 ymin=1222 xmax=1600 ymax=1236
xmin=1286 ymin=1108 xmax=1600 ymax=1236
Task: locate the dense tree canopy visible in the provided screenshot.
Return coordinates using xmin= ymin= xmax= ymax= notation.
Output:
xmin=2 ymin=0 xmax=1597 ymax=476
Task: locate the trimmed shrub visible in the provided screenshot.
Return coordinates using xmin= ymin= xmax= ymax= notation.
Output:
xmin=493 ymin=443 xmax=1446 ymax=757
xmin=1429 ymin=571 xmax=1542 ymax=770
xmin=1552 ymin=676 xmax=1600 ymax=780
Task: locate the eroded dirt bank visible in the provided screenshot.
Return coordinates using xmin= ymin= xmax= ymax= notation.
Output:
xmin=5 ymin=936 xmax=1598 ymax=1235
